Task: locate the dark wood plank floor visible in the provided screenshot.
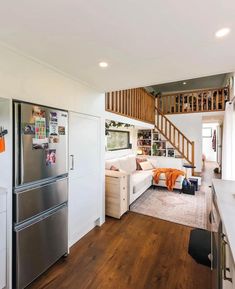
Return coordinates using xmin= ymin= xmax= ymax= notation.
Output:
xmin=28 ymin=212 xmax=211 ymax=289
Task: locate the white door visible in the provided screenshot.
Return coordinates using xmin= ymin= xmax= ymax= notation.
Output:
xmin=68 ymin=112 xmax=101 ymax=247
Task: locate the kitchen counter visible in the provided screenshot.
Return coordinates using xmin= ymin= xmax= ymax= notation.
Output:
xmin=213 ymin=178 xmax=235 ymax=263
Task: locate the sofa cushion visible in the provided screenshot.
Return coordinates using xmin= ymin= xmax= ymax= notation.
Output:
xmin=156 ymin=173 xmax=184 ymax=183
xmin=140 ymin=161 xmax=153 ymax=171
xmin=128 ymin=155 xmax=137 ymax=173
xmin=119 ymin=155 xmax=138 ymax=174
xmin=118 ymin=156 xmax=131 ymax=173
xmin=136 ymin=157 xmax=147 ymax=170
xmin=132 ymin=171 xmax=152 ymax=194
xmin=148 ymin=157 xmax=183 ymax=170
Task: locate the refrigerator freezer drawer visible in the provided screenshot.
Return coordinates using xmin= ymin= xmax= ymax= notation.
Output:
xmin=14 ymin=178 xmax=68 ymax=223
xmin=14 ymin=204 xmax=68 ymax=289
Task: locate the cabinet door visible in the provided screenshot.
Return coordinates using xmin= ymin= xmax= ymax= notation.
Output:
xmin=68 ymin=112 xmax=100 ymax=247
xmin=0 ymin=212 xmax=6 ymax=289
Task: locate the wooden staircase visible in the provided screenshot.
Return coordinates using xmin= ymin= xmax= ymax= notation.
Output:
xmin=155 ymin=106 xmax=195 ymax=167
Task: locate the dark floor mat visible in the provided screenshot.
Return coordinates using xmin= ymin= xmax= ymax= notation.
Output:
xmin=188 ymin=228 xmax=211 ymax=267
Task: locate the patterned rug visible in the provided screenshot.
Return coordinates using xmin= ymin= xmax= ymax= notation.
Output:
xmin=130 ymin=186 xmax=208 ymax=229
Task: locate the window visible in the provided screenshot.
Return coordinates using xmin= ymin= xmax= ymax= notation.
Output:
xmin=106 ymin=130 xmax=130 ymax=151
xmin=202 ymin=127 xmax=212 ymax=138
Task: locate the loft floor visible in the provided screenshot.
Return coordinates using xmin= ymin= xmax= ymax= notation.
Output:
xmin=28 ymin=215 xmax=211 ymax=289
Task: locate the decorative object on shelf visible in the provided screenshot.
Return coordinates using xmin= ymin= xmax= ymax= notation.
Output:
xmin=137 ymin=129 xmax=176 ymax=157
xmin=105 ymin=120 xmax=132 ymax=136
xmin=137 ymin=129 xmax=152 ymax=155
xmin=137 ymin=148 xmax=143 ymax=155
xmin=152 ymin=143 xmax=157 ymax=156
xmin=167 ymin=148 xmax=175 ymax=157
xmin=0 ymin=126 xmax=8 ymax=153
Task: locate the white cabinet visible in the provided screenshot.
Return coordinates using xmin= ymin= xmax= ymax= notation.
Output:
xmin=222 ymin=227 xmax=235 ymax=289
xmin=68 ymin=112 xmax=101 ymax=247
xmin=0 ymin=189 xmax=6 ymax=289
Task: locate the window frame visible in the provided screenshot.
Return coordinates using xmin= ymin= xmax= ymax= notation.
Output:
xmin=106 ymin=129 xmax=130 ymax=151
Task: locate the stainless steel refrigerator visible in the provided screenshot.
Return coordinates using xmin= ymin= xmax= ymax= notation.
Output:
xmin=13 ymin=101 xmax=68 ymax=289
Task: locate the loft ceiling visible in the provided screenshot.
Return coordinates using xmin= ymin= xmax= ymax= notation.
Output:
xmin=0 ymin=0 xmax=234 ymax=92
xmin=148 ymin=73 xmax=231 ymax=94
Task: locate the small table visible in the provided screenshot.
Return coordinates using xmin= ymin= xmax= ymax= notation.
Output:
xmin=183 ymin=163 xmax=196 ymax=179
xmin=182 ymin=164 xmax=196 ymax=195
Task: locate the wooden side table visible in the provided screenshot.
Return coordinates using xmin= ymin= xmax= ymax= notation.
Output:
xmin=105 ymin=172 xmax=128 ymax=219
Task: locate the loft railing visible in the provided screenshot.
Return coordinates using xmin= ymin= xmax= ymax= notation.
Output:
xmin=155 ymin=106 xmax=195 ymax=166
xmin=105 ymin=88 xmax=155 ymax=124
xmin=157 ymin=87 xmax=229 ymax=115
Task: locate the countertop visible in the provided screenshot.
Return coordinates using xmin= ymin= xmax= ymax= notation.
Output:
xmin=0 ymin=187 xmax=7 ymax=195
xmin=212 ymin=179 xmax=235 ymax=262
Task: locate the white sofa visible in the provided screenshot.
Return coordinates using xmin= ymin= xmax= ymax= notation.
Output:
xmin=148 ymin=156 xmax=185 ymax=190
xmin=105 ymin=155 xmax=184 ymax=205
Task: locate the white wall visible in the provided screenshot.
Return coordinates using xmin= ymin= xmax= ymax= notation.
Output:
xmin=168 ymin=112 xmax=224 ymax=173
xmin=0 ymin=44 xmax=105 ymax=289
xmin=202 ymin=123 xmax=218 ymax=162
xmin=0 ymin=98 xmax=12 ymax=289
xmin=168 ymin=113 xmax=202 ymax=172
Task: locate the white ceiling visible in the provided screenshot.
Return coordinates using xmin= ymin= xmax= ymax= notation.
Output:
xmin=0 ymin=0 xmax=234 ymax=92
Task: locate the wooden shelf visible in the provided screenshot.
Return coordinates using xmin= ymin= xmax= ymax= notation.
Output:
xmin=137 ymin=129 xmax=176 ymax=158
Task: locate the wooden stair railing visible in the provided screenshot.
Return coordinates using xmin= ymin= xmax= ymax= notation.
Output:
xmin=105 ymin=88 xmax=155 ymax=124
xmin=157 ymin=87 xmax=229 ymax=115
xmin=155 ymin=106 xmax=195 ymax=167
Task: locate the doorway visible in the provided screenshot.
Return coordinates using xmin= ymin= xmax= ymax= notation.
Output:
xmin=202 ymin=117 xmax=223 ymax=173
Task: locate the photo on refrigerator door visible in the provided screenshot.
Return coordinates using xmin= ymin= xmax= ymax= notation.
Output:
xmin=32 ymin=117 xmax=49 ymax=149
xmin=49 ymin=112 xmax=59 ymax=136
xmin=23 ymin=123 xmax=35 ymax=135
xmin=45 ymin=149 xmax=56 ymax=166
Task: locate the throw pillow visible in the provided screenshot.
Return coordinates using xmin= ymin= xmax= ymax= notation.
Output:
xmin=110 ymin=165 xmax=119 ymax=171
xmin=139 ymin=161 xmax=153 ymax=171
xmin=136 ymin=158 xmax=147 ymax=170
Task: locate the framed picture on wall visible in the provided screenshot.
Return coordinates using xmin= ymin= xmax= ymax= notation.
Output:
xmin=202 ymin=127 xmax=212 ymax=138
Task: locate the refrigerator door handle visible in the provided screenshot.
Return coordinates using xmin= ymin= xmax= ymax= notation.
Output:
xmin=14 ymin=203 xmax=68 ymax=232
xmin=70 ymin=154 xmax=75 ymax=170
xmin=20 ymin=124 xmax=24 ymax=185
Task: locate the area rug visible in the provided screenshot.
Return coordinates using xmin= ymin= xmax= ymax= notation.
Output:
xmin=130 ymin=187 xmax=208 ymax=229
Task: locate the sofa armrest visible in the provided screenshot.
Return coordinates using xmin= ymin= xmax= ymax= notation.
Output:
xmin=105 ymin=169 xmax=129 ymax=178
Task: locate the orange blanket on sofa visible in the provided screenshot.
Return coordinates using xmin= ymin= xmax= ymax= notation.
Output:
xmin=152 ymin=168 xmax=185 ymax=191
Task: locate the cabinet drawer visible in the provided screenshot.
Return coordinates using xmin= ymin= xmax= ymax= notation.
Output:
xmin=0 ymin=248 xmax=6 ymax=289
xmin=0 ymin=193 xmax=6 ymax=213
xmin=0 ymin=212 xmax=6 ymax=251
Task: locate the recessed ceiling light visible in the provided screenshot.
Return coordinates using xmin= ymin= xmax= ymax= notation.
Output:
xmin=215 ymin=27 xmax=231 ymax=38
xmin=99 ymin=61 xmax=108 ymax=68
xmin=183 ymin=82 xmax=187 ymax=85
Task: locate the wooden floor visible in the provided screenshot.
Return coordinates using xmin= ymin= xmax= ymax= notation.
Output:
xmin=28 ymin=164 xmax=216 ymax=289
